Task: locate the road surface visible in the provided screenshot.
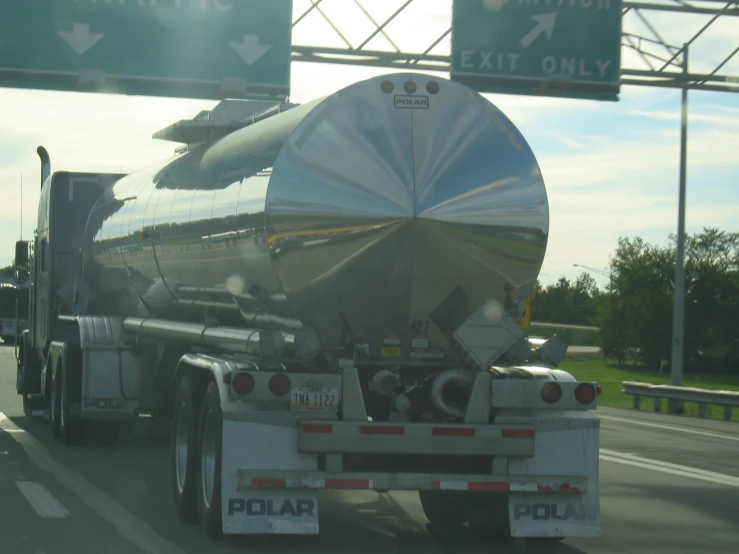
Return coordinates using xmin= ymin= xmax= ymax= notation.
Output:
xmin=0 ymin=344 xmax=737 ymax=553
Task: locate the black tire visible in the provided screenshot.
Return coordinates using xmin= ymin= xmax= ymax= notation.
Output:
xmin=419 ymin=490 xmax=468 ymax=528
xmin=172 ymin=376 xmax=201 ymax=523
xmin=50 ymin=368 xmax=61 ymax=439
xmin=196 ymin=381 xmax=223 ymax=539
xmin=60 ymin=362 xmax=81 ymax=446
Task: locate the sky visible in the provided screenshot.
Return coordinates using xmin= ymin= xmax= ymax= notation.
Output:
xmin=0 ymin=0 xmax=737 ymax=289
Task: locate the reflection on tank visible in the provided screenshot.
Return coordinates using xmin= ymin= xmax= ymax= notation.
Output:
xmin=83 ymin=74 xmax=548 ymax=360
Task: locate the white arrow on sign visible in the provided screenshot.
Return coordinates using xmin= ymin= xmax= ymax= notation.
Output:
xmin=59 ymin=23 xmax=104 ymax=56
xmin=229 ymin=35 xmax=272 ymax=66
xmin=519 ymin=12 xmax=557 ymax=49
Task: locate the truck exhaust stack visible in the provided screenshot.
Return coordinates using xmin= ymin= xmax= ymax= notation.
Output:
xmin=37 ymin=146 xmax=50 ymax=188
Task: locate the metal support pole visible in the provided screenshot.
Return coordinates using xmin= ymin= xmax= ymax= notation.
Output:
xmin=669 ymin=44 xmax=689 ymax=414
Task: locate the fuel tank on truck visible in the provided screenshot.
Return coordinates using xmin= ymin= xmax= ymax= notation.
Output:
xmin=83 ymin=73 xmax=549 ymax=359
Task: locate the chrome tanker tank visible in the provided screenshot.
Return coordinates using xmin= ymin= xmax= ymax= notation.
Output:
xmin=84 ymin=73 xmax=548 ymax=358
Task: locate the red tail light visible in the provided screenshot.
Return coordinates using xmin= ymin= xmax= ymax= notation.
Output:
xmin=426 ymin=80 xmax=440 ymax=94
xmin=404 ymin=80 xmax=417 ymax=93
xmin=268 ymin=374 xmax=291 ymax=396
xmin=541 ymin=382 xmax=562 ymax=404
xmin=575 ymin=383 xmax=597 ymax=405
xmin=232 ymin=373 xmax=255 ymax=395
xmin=380 ymin=80 xmax=394 ymax=94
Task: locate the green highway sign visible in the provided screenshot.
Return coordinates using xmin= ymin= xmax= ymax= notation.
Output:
xmin=0 ymin=0 xmax=292 ymax=100
xmin=451 ymin=0 xmax=623 ymax=101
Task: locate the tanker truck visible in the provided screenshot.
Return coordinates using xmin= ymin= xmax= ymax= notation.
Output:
xmin=14 ymin=73 xmax=601 ymax=540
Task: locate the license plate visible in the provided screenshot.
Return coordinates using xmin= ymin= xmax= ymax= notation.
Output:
xmin=290 ymin=387 xmax=339 ymax=412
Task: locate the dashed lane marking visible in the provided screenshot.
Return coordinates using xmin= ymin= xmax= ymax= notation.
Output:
xmin=600 ymin=448 xmax=739 ymax=487
xmin=15 ymin=480 xmax=72 ymax=518
xmin=0 ymin=413 xmax=183 ymax=554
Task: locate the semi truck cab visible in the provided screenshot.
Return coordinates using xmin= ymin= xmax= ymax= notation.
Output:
xmin=15 ymin=159 xmax=124 ymax=416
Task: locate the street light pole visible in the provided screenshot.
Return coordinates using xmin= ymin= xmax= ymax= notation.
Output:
xmin=669 ymin=44 xmax=689 ymax=414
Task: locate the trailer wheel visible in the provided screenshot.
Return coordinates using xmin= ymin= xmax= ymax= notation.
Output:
xmin=419 ymin=490 xmax=468 ymax=528
xmin=196 ymin=381 xmax=223 ymax=539
xmin=172 ymin=376 xmax=200 ymax=523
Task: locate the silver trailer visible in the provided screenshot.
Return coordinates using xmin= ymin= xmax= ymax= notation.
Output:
xmin=15 ymin=74 xmax=601 ymax=540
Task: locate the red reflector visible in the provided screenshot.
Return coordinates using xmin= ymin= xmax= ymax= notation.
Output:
xmin=325 ymin=479 xmax=370 ymax=489
xmin=502 ymin=429 xmax=534 ymax=439
xmin=380 ymin=80 xmax=394 ymax=93
xmin=252 ymin=478 xmax=286 ymax=488
xmin=222 ymin=373 xmax=231 ymax=385
xmin=432 ymin=427 xmax=475 ymax=437
xmin=268 ymin=373 xmax=291 ymax=396
xmin=232 ymin=373 xmax=255 ymax=395
xmin=575 ymin=383 xmax=596 ymax=405
xmin=403 ymin=80 xmax=417 ymax=93
xmin=360 ymin=425 xmax=404 ymax=435
xmin=537 ymin=483 xmax=581 ymax=493
xmin=302 ymin=423 xmax=333 ymax=434
xmin=426 ymin=80 xmax=440 ymax=94
xmin=541 ymin=381 xmax=562 ymax=404
xmin=597 ymin=384 xmax=603 ymax=396
xmin=469 ymin=482 xmax=510 ymax=492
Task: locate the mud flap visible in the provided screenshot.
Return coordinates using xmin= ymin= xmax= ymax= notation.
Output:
xmin=221 ymin=490 xmax=319 ymax=534
xmin=508 ymin=492 xmax=601 ymax=538
xmin=220 ymin=418 xmax=321 ymax=535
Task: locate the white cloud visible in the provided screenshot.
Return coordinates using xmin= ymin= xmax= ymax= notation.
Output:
xmin=540 ymin=124 xmax=738 ymax=191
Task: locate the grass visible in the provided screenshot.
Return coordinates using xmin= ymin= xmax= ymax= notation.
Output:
xmin=559 ymin=358 xmax=739 ymax=422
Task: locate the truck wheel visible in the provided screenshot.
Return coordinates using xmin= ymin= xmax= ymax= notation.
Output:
xmin=59 ymin=363 xmax=81 ymax=446
xmin=196 ymin=381 xmax=223 ymax=539
xmin=172 ymin=376 xmax=200 ymax=523
xmin=419 ymin=490 xmax=468 ymax=528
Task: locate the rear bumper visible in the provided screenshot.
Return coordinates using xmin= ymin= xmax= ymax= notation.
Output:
xmin=236 ymin=471 xmax=588 ymax=493
xmin=298 ymin=420 xmax=534 ymax=456
xmin=220 ymin=412 xmax=601 ymax=538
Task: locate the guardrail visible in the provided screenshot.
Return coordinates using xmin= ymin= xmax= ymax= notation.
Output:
xmin=622 ymin=381 xmax=739 ymax=421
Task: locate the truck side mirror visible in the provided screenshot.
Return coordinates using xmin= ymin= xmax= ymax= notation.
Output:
xmin=14 ymin=240 xmax=29 ymax=285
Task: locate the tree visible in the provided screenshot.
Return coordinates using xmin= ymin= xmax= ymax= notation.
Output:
xmin=597 ymin=227 xmax=739 ymax=372
xmin=0 ymin=263 xmax=14 ymax=279
xmin=680 ymin=228 xmax=739 ymax=372
xmin=531 ymin=272 xmax=600 ymax=326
